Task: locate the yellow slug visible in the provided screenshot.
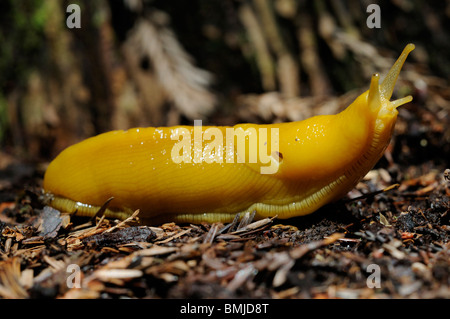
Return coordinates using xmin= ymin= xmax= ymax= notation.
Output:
xmin=43 ymin=44 xmax=415 ymax=224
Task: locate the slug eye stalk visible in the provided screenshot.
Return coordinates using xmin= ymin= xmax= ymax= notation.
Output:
xmin=381 ymin=43 xmax=415 ymax=101
xmin=368 ymin=73 xmax=381 ymax=113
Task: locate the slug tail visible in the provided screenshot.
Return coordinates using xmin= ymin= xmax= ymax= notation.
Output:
xmin=380 ymin=43 xmax=415 ymax=100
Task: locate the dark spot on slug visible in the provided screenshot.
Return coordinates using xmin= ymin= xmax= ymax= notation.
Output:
xmin=272 ymin=151 xmax=283 ymax=163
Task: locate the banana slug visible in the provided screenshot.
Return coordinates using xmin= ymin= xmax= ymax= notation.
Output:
xmin=43 ymin=44 xmax=415 ymax=224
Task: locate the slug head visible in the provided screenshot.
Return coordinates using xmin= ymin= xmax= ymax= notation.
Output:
xmin=346 ymin=43 xmax=414 ymax=155
xmin=274 ymin=44 xmax=415 ymax=180
xmin=367 ymin=43 xmax=415 ymax=125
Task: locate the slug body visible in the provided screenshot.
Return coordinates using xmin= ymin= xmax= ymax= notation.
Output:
xmin=43 ymin=44 xmax=415 ymax=224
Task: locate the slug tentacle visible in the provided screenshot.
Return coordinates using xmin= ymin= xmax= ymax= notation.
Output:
xmin=391 ymin=95 xmax=413 ymax=109
xmin=368 ymin=73 xmax=381 ymax=113
xmin=43 ymin=44 xmax=415 ymax=224
xmin=381 ymin=43 xmax=415 ymax=100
